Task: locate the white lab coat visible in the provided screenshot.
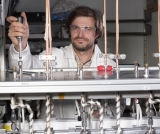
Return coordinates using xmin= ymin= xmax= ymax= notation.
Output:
xmin=8 ymin=43 xmax=125 ymax=119
xmin=9 ymin=43 xmax=116 ymax=69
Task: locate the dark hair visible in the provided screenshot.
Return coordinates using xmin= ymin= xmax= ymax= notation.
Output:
xmin=65 ymin=6 xmax=103 ymax=44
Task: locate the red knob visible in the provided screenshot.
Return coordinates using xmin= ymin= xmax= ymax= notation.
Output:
xmin=97 ymin=65 xmax=113 ymax=71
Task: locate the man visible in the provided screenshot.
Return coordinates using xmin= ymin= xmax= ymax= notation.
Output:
xmin=7 ymin=6 xmax=125 ymax=118
xmin=7 ymin=6 xmax=115 ymax=68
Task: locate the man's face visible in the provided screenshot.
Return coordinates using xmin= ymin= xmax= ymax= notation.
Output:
xmin=70 ymin=17 xmax=98 ymax=52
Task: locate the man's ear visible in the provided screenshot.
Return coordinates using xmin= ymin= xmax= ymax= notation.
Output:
xmin=95 ymin=34 xmax=99 ymax=39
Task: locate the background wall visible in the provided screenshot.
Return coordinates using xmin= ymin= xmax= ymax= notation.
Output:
xmin=15 ymin=0 xmax=146 ymax=19
xmin=147 ymin=12 xmax=158 ymax=66
xmin=14 ymin=0 xmax=158 ymax=66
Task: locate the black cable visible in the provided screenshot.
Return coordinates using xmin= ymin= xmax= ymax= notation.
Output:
xmin=10 ymin=0 xmax=19 ymax=15
xmin=7 ymin=0 xmax=12 ymax=16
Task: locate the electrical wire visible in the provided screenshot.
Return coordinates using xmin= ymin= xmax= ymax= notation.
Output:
xmin=75 ymin=100 xmax=80 ymax=116
xmin=36 ymin=100 xmax=40 ymax=118
xmin=45 ymin=94 xmax=51 ymax=134
xmin=135 ymin=98 xmax=142 ymax=126
xmin=153 ymin=104 xmax=157 ymax=116
xmin=81 ymin=94 xmax=104 ymax=134
xmin=10 ymin=0 xmax=19 ymax=15
xmin=10 ymin=97 xmax=33 ymax=134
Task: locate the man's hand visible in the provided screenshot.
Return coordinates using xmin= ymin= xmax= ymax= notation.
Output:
xmin=6 ymin=12 xmax=29 ymax=52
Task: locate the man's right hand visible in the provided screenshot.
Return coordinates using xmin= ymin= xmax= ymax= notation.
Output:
xmin=6 ymin=12 xmax=29 ymax=52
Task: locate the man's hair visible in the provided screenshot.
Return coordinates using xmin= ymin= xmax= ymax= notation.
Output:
xmin=65 ymin=6 xmax=103 ymax=44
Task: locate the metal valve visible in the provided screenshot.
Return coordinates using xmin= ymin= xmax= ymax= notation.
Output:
xmin=108 ymin=53 xmax=126 ymax=60
xmin=17 ymin=16 xmax=24 ymax=79
xmin=17 ymin=16 xmax=24 ymax=39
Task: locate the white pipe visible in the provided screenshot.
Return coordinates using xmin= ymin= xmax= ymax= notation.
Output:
xmin=21 ymin=106 xmax=25 ymax=130
xmin=22 ymin=66 xmax=160 ymax=73
xmin=136 ymin=103 xmax=139 ymax=126
xmin=153 ymin=104 xmax=158 ymax=116
xmin=19 ymin=99 xmax=25 ymax=130
xmin=75 ymin=100 xmax=80 ymax=116
xmin=138 ymin=104 xmax=142 ymax=126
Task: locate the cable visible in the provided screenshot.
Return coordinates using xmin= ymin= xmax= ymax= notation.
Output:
xmin=135 ymin=98 xmax=142 ymax=126
xmin=50 ymin=99 xmax=54 ymax=117
xmin=36 ymin=100 xmax=40 ymax=118
xmin=103 ymin=100 xmax=108 ymax=116
xmin=75 ymin=100 xmax=80 ymax=116
xmin=10 ymin=97 xmax=33 ymax=134
xmin=135 ymin=103 xmax=139 ymax=126
xmin=116 ymin=93 xmax=121 ymax=134
xmin=153 ymin=104 xmax=157 ymax=116
xmin=80 ymin=94 xmax=104 ymax=134
xmin=95 ymin=100 xmax=104 ymax=134
xmin=138 ymin=104 xmax=142 ymax=126
xmin=45 ymin=94 xmax=51 ymax=134
xmin=10 ymin=95 xmax=17 ymax=134
xmin=81 ymin=94 xmax=87 ymax=133
xmin=146 ymin=98 xmax=149 ymax=115
xmin=146 ymin=92 xmax=155 ymax=134
xmin=149 ymin=97 xmax=160 ymax=104
xmin=18 ymin=99 xmax=25 ymax=131
xmin=89 ymin=101 xmax=94 ymax=129
xmin=84 ymin=99 xmax=104 ymax=134
xmin=10 ymin=0 xmax=19 ymax=15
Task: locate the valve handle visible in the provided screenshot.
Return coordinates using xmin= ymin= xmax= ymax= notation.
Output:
xmin=97 ymin=65 xmax=112 ymax=71
xmin=17 ymin=16 xmax=24 ymax=39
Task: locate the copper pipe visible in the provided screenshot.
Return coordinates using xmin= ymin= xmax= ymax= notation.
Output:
xmin=116 ymin=0 xmax=119 ymax=68
xmin=104 ymin=0 xmax=107 ymax=65
xmin=44 ymin=0 xmax=52 ymax=73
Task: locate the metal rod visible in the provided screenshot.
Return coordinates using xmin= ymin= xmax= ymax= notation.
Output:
xmin=158 ymin=0 xmax=160 ymax=64
xmin=17 ymin=16 xmax=24 ymax=79
xmin=21 ymin=66 xmax=160 ymax=72
xmin=44 ymin=0 xmax=52 ymax=79
xmin=116 ymin=0 xmax=119 ymax=68
xmin=103 ymin=0 xmax=107 ymax=56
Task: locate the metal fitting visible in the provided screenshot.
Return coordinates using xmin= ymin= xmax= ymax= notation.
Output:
xmin=147 ymin=110 xmax=154 ymax=117
xmin=144 ymin=63 xmax=149 ymax=78
xmin=12 ymin=67 xmax=17 ymax=80
xmin=134 ymin=61 xmax=138 ymax=72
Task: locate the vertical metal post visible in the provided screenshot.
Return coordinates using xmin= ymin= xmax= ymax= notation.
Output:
xmin=0 ymin=0 xmax=6 ymax=71
xmin=144 ymin=36 xmax=147 ymax=66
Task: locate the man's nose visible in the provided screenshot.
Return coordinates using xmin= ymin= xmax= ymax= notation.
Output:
xmin=77 ymin=28 xmax=84 ymax=37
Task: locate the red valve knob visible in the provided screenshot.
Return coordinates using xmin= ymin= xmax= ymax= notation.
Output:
xmin=97 ymin=65 xmax=113 ymax=71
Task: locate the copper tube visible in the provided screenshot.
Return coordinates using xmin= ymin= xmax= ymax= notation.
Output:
xmin=104 ymin=0 xmax=107 ymax=65
xmin=45 ymin=0 xmax=52 ymax=73
xmin=116 ymin=0 xmax=119 ymax=68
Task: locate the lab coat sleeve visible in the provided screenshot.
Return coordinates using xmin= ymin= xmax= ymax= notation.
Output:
xmin=8 ymin=43 xmax=33 ymax=69
xmin=9 ymin=43 xmax=65 ymax=69
xmin=107 ymin=58 xmax=116 ymax=67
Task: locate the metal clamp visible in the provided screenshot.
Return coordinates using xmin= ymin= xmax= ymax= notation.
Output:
xmin=107 ymin=53 xmax=126 ymax=60
xmin=39 ymin=55 xmax=56 ymax=60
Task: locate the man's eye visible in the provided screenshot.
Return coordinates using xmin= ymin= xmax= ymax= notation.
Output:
xmin=73 ymin=26 xmax=79 ymax=30
xmin=85 ymin=27 xmax=92 ymax=31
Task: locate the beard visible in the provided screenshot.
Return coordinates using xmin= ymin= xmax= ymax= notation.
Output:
xmin=72 ymin=37 xmax=94 ymax=52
